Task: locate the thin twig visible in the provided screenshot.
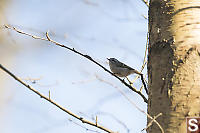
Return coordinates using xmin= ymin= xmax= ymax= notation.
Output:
xmin=141 ymin=14 xmax=147 ymax=20
xmin=95 ymin=111 xmax=130 ymax=133
xmin=131 ymin=33 xmax=148 ymax=94
xmin=141 ymin=0 xmax=149 ymax=7
xmin=0 ymin=64 xmax=115 ymax=133
xmin=126 ymin=77 xmax=132 ymax=85
xmin=95 ymin=74 xmax=164 ymax=133
xmin=139 ymin=85 xmax=144 ymax=92
xmin=48 ymin=90 xmax=51 ymax=100
xmin=4 ymin=25 xmax=148 ymax=103
xmin=132 ymin=34 xmax=148 ymax=83
xmin=69 ymin=119 xmax=101 ymax=133
xmin=142 ymin=113 xmax=163 ymax=132
xmin=22 ymin=76 xmax=42 ymax=84
xmin=96 ymin=116 xmax=98 ymax=126
xmin=141 ymin=74 xmax=148 ymax=94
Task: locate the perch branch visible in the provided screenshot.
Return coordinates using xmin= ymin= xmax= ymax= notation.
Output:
xmin=4 ymin=25 xmax=148 ymax=103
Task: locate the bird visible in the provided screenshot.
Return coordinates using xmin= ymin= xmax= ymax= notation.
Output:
xmin=107 ymin=58 xmax=142 ymax=77
xmin=107 ymin=58 xmax=148 ymax=94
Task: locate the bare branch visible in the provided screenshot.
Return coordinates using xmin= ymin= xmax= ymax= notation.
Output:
xmin=95 ymin=74 xmax=164 ymax=133
xmin=131 ymin=33 xmax=148 ymax=94
xmin=0 ymin=64 xmax=115 ymax=133
xmin=94 ymin=111 xmax=130 ymax=133
xmin=141 ymin=14 xmax=147 ymax=19
xmin=141 ymin=74 xmax=148 ymax=94
xmin=48 ymin=90 xmax=51 ymax=100
xmin=22 ymin=76 xmax=42 ymax=84
xmin=132 ymin=33 xmax=148 ymax=83
xmin=69 ymin=119 xmax=101 ymax=133
xmin=142 ymin=113 xmax=163 ymax=132
xmin=96 ymin=116 xmax=98 ymax=126
xmin=4 ymin=25 xmax=148 ymax=103
xmin=141 ymin=0 xmax=149 ymax=7
xmin=2 ymin=25 xmax=164 ymax=132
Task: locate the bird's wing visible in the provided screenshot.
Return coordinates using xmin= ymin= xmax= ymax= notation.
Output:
xmin=115 ymin=60 xmax=142 ymax=75
xmin=115 ymin=60 xmax=134 ymax=70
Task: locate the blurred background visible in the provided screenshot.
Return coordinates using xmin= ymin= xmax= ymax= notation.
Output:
xmin=0 ymin=0 xmax=148 ymax=133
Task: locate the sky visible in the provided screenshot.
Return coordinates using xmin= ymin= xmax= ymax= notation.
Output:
xmin=0 ymin=0 xmax=148 ymax=133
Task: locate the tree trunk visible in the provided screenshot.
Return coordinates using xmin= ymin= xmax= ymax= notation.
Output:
xmin=148 ymin=0 xmax=200 ymax=132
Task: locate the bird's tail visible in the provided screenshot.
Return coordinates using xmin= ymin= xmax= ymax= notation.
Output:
xmin=131 ymin=69 xmax=142 ymax=75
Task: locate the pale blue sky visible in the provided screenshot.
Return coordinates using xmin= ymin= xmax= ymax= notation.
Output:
xmin=1 ymin=0 xmax=148 ymax=133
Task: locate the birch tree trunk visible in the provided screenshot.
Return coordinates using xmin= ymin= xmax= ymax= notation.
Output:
xmin=148 ymin=0 xmax=200 ymax=132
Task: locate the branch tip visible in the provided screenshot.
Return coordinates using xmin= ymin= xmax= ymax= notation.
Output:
xmin=49 ymin=90 xmax=51 ymax=100
xmin=96 ymin=116 xmax=98 ymax=126
xmin=46 ymin=31 xmax=51 ymax=41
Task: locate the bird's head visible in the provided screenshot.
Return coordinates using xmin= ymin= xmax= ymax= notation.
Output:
xmin=107 ymin=58 xmax=118 ymax=63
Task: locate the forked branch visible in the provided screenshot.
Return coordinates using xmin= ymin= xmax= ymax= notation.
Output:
xmin=4 ymin=25 xmax=148 ymax=103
